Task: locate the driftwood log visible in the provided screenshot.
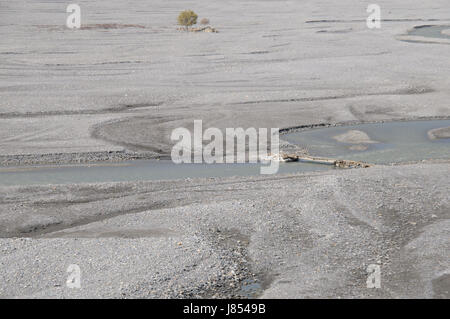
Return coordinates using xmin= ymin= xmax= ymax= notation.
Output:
xmin=282 ymin=154 xmax=371 ymax=168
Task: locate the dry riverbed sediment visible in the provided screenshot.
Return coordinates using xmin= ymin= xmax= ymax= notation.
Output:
xmin=0 ymin=163 xmax=448 ymax=298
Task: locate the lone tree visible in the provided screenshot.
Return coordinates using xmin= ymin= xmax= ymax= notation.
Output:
xmin=177 ymin=10 xmax=198 ymax=31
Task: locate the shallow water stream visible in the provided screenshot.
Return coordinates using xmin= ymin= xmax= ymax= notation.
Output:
xmin=0 ymin=160 xmax=334 ymax=186
xmin=283 ymin=120 xmax=450 ymax=164
xmin=407 ymin=25 xmax=450 ymax=39
xmin=0 ymin=120 xmax=448 ymax=186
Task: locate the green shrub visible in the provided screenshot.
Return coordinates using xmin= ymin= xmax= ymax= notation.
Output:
xmin=177 ymin=10 xmax=198 ymax=30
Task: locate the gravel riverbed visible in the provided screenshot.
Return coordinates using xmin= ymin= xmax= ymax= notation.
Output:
xmin=0 ymin=0 xmax=449 ymax=298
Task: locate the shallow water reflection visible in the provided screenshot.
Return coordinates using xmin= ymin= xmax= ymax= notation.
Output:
xmin=284 ymin=120 xmax=450 ymax=164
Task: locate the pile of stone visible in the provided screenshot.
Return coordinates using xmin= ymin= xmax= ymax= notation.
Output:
xmin=193 ymin=26 xmax=218 ymax=33
xmin=334 ymin=159 xmax=372 ymax=168
xmin=177 ymin=26 xmax=218 ymax=33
